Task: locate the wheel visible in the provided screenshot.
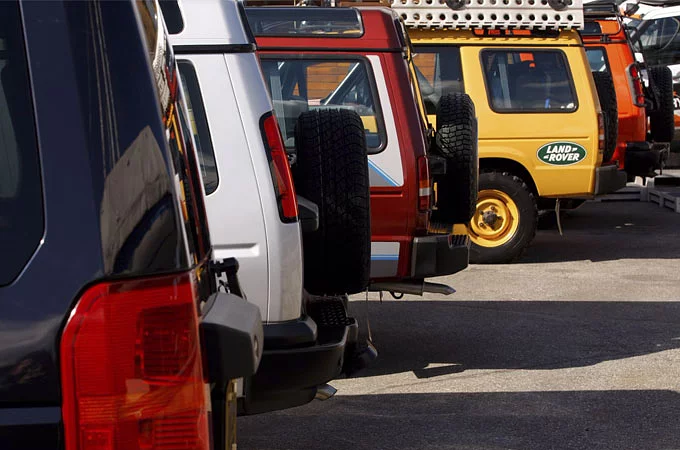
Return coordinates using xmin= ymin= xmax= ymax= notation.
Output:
xmin=293 ymin=108 xmax=371 ymax=295
xmin=648 ymin=65 xmax=675 ymax=143
xmin=468 ymin=171 xmax=537 ymax=264
xmin=591 ymin=71 xmax=618 ymax=162
xmin=431 ymin=92 xmax=478 ymax=224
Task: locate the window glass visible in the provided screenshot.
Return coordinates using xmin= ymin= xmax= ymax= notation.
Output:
xmin=178 ymin=61 xmax=219 ymax=195
xmin=0 ymin=2 xmax=44 ymax=285
xmin=586 ymin=48 xmax=609 ymax=73
xmin=481 ymin=50 xmax=577 ymax=113
xmin=412 ymin=46 xmax=464 ymax=115
xmin=260 ymin=58 xmax=385 ymax=152
xmin=637 ymin=17 xmax=680 ymax=66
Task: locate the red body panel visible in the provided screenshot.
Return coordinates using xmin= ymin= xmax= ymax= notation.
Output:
xmin=255 ymin=7 xmax=429 ymax=280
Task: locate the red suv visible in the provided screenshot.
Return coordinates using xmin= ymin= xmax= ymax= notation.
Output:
xmin=246 ymin=5 xmax=475 ymax=296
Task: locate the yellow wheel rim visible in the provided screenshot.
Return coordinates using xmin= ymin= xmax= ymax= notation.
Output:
xmin=468 ymin=189 xmax=520 ymax=248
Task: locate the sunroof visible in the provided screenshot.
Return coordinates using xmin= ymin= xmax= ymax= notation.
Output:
xmin=245 ymin=7 xmax=364 ymax=37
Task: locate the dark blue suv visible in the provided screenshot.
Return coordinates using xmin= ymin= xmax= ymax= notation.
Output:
xmin=0 ymin=2 xmax=262 ymax=449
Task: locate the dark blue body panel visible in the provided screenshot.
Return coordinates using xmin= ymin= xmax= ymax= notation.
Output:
xmin=0 ymin=2 xmax=207 ymax=448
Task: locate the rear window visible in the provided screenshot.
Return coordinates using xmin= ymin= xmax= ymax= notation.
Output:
xmin=260 ymin=57 xmax=386 ymax=153
xmin=0 ymin=2 xmax=44 ymax=286
xmin=586 ymin=48 xmax=610 ymax=73
xmin=178 ymin=61 xmax=219 ymax=195
xmin=412 ymin=46 xmax=465 ymax=115
xmin=481 ymin=49 xmax=578 ymax=113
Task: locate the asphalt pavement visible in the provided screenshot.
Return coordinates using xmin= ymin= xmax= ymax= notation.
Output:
xmin=239 ymin=200 xmax=680 ymax=450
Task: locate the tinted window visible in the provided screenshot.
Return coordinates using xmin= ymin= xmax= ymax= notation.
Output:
xmin=412 ymin=46 xmax=464 ymax=115
xmin=586 ymin=48 xmax=610 ymax=73
xmin=178 ymin=61 xmax=219 ymax=195
xmin=260 ymin=58 xmax=386 ymax=152
xmin=0 ymin=2 xmax=44 ymax=286
xmin=637 ymin=17 xmax=680 ymax=66
xmin=481 ymin=50 xmax=577 ymax=113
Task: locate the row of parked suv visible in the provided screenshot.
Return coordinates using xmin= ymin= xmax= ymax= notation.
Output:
xmin=2 ymin=0 xmax=676 ymax=448
xmin=1 ymin=0 xmax=477 ymax=448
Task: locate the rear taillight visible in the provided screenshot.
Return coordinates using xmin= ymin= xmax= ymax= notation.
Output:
xmin=598 ymin=112 xmax=606 ymax=154
xmin=628 ymin=64 xmax=646 ymax=107
xmin=260 ymin=112 xmax=298 ymax=223
xmin=61 ymin=272 xmax=210 ymax=450
xmin=417 ymin=155 xmax=431 ymax=212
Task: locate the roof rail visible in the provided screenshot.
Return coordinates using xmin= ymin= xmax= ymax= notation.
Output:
xmin=391 ymin=0 xmax=585 ymax=30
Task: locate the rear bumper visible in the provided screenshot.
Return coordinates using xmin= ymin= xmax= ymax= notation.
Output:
xmin=238 ymin=297 xmax=357 ymax=415
xmin=410 ymin=233 xmax=470 ymax=278
xmin=624 ymin=141 xmax=670 ymax=177
xmin=594 ymin=163 xmax=628 ymax=195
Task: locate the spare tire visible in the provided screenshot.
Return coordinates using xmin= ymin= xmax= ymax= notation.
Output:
xmin=431 ymin=92 xmax=478 ymax=224
xmin=648 ymin=65 xmax=675 ymax=143
xmin=293 ymin=109 xmax=371 ymax=296
xmin=592 ymin=71 xmax=618 ymax=162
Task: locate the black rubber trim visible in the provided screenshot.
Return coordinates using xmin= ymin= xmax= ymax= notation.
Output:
xmin=173 ymin=43 xmax=256 ymax=54
xmin=256 ymin=46 xmax=403 ymax=53
xmin=410 ymin=233 xmax=470 ymax=278
xmin=594 ymin=164 xmax=628 ymax=195
xmin=263 ymin=316 xmax=317 ymax=349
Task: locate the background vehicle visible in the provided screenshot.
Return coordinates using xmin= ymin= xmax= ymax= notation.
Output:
xmin=582 ymin=1 xmax=672 ymax=180
xmin=0 ymin=1 xmax=261 ymax=448
xmin=164 ymin=0 xmax=371 ymax=415
xmin=402 ymin=0 xmax=628 ymax=263
xmin=247 ymin=5 xmax=472 ymax=296
xmin=623 ymin=1 xmax=680 ymax=153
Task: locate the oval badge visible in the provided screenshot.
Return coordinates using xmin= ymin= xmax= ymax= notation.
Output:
xmin=537 ymin=142 xmax=587 ymax=166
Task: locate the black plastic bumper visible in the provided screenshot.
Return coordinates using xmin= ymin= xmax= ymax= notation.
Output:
xmin=411 ymin=233 xmax=470 ymax=278
xmin=594 ymin=163 xmax=628 ymax=195
xmin=238 ymin=297 xmax=357 ymax=415
xmin=624 ymin=141 xmax=670 ymax=178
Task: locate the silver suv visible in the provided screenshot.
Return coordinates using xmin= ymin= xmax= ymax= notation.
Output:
xmin=163 ymin=0 xmax=373 ymax=414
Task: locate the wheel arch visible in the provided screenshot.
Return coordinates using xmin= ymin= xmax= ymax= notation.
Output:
xmin=479 ymin=157 xmax=538 ymax=197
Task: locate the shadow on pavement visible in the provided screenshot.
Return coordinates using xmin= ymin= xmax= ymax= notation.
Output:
xmin=343 ymin=300 xmax=680 ymax=378
xmin=518 ymin=201 xmax=680 ymax=263
xmin=239 ymin=390 xmax=680 ymax=450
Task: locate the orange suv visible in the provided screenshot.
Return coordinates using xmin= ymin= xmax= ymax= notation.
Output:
xmin=581 ymin=1 xmax=672 ymax=180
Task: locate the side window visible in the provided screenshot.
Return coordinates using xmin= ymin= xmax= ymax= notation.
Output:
xmin=412 ymin=46 xmax=464 ymax=115
xmin=0 ymin=2 xmax=44 ymax=286
xmin=586 ymin=48 xmax=609 ymax=73
xmin=260 ymin=58 xmax=386 ymax=153
xmin=639 ymin=17 xmax=680 ymax=66
xmin=178 ymin=61 xmax=219 ymax=195
xmin=481 ymin=49 xmax=577 ymax=113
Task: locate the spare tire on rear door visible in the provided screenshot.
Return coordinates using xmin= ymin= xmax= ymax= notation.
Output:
xmin=431 ymin=92 xmax=478 ymax=224
xmin=292 ymin=108 xmax=371 ymax=296
xmin=648 ymin=65 xmax=675 ymax=143
xmin=592 ymin=71 xmax=618 ymax=162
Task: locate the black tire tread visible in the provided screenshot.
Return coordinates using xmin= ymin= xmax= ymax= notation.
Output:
xmin=592 ymin=71 xmax=618 ymax=162
xmin=648 ymin=65 xmax=675 ymax=143
xmin=469 ymin=170 xmax=537 ymax=264
xmin=293 ymin=109 xmax=371 ymax=295
xmin=432 ymin=93 xmax=479 ymax=223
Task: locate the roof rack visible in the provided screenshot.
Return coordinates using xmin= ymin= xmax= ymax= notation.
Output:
xmin=391 ymin=0 xmax=585 ymax=30
xmin=583 ymin=1 xmax=619 ymax=18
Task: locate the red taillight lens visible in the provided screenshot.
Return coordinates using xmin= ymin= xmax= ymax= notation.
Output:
xmin=628 ymin=64 xmax=646 ymax=106
xmin=417 ymin=155 xmax=431 ymax=212
xmin=60 ymin=272 xmax=210 ymax=450
xmin=598 ymin=112 xmax=606 ymax=154
xmin=261 ymin=112 xmax=298 ymax=223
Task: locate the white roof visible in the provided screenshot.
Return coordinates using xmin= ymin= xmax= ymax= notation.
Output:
xmin=392 ymin=0 xmax=585 ymax=30
xmin=168 ymin=0 xmax=251 ymax=46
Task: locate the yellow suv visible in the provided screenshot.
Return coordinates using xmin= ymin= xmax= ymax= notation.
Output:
xmin=398 ymin=2 xmax=628 ymax=263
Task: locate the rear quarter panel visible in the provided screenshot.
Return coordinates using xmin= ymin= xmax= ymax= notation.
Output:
xmin=461 ymin=45 xmax=602 ymax=198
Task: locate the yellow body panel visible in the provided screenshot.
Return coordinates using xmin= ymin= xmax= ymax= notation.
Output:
xmin=412 ymin=29 xmax=604 ymax=198
xmin=361 ymin=115 xmax=379 ymax=133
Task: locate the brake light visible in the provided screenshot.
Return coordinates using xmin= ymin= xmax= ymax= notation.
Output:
xmin=628 ymin=64 xmax=646 ymax=107
xmin=61 ymin=272 xmax=210 ymax=450
xmin=598 ymin=111 xmax=605 ymax=154
xmin=261 ymin=112 xmax=298 ymax=222
xmin=417 ymin=155 xmax=431 ymax=212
